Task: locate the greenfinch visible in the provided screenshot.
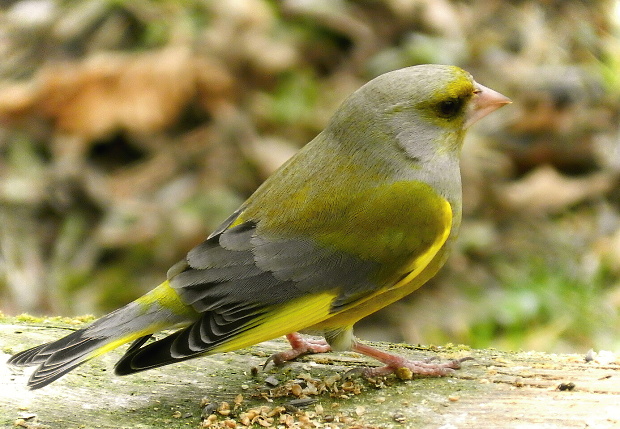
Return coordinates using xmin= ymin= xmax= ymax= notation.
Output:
xmin=8 ymin=64 xmax=510 ymax=389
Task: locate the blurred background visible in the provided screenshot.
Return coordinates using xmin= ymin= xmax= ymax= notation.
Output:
xmin=0 ymin=0 xmax=619 ymax=354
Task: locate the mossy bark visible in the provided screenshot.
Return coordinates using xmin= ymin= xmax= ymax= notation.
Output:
xmin=1 ymin=317 xmax=619 ymax=429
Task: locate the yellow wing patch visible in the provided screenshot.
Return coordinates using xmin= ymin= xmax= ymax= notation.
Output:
xmin=208 ymin=292 xmax=338 ymax=354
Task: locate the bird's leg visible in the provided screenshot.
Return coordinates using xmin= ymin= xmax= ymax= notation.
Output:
xmin=352 ymin=341 xmax=472 ymax=377
xmin=265 ymin=332 xmax=332 ymax=367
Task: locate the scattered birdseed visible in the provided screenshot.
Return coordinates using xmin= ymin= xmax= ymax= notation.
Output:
xmin=196 ymin=369 xmax=404 ymax=428
xmin=291 ymin=384 xmax=303 ymax=397
xmin=393 ymin=412 xmax=407 ymax=423
xmin=219 ymin=402 xmax=233 ymax=416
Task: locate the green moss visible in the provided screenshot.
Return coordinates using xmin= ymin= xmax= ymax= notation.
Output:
xmin=13 ymin=313 xmax=95 ymax=325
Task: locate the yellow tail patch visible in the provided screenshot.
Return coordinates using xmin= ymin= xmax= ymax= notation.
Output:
xmin=135 ymin=280 xmax=198 ymax=318
xmin=87 ymin=280 xmax=196 ymax=360
xmin=86 ymin=325 xmax=165 ymax=360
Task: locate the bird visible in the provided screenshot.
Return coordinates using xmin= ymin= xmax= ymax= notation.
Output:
xmin=8 ymin=64 xmax=511 ymax=389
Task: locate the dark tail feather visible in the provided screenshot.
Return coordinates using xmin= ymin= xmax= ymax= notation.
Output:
xmin=7 ymin=329 xmax=119 ymax=389
xmin=114 ymin=330 xmax=194 ymax=375
xmin=7 ymin=343 xmax=49 ymax=366
xmin=114 ymin=307 xmax=259 ymax=375
xmin=7 ymin=303 xmax=165 ymax=389
xmin=7 ymin=281 xmax=194 ymax=389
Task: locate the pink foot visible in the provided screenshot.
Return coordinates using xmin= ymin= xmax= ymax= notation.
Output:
xmin=265 ymin=333 xmax=332 ymax=367
xmin=352 ymin=342 xmax=472 ymax=378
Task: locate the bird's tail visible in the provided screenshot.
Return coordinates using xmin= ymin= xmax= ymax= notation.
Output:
xmin=7 ymin=280 xmax=195 ymax=389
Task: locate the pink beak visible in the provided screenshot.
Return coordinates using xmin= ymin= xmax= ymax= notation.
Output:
xmin=464 ymin=82 xmax=511 ymax=129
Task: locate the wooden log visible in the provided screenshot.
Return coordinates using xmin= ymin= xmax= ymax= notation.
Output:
xmin=1 ymin=317 xmax=619 ymax=428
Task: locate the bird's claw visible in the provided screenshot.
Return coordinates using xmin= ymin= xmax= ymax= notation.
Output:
xmin=262 ymin=353 xmax=278 ymax=369
xmin=262 ymin=333 xmax=332 ymax=369
xmin=345 ymin=355 xmax=474 ymax=379
xmin=343 ymin=366 xmax=367 ymax=379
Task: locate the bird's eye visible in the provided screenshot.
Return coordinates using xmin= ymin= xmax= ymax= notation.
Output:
xmin=437 ymin=97 xmax=464 ymax=118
